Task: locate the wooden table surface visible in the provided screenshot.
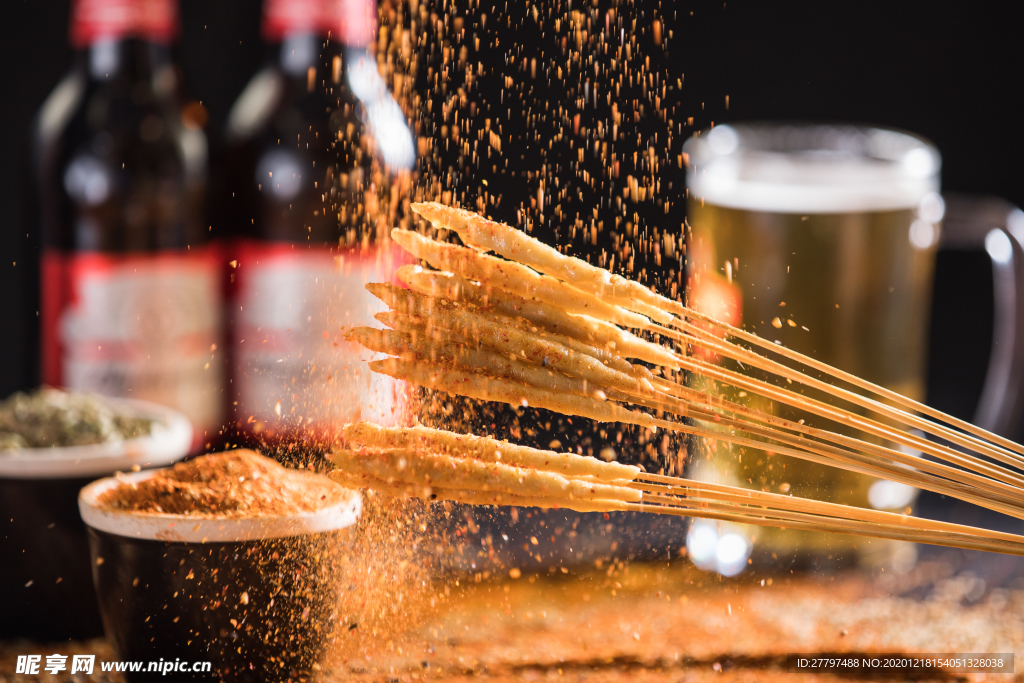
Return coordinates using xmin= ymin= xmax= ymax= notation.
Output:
xmin=5 ymin=557 xmax=1017 ymax=682
xmin=333 ymin=559 xmax=1024 ymax=682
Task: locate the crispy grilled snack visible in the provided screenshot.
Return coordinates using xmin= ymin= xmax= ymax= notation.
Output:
xmin=342 ymin=421 xmax=640 ymax=481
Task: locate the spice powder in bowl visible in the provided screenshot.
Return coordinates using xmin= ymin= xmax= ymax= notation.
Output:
xmin=98 ymin=449 xmax=348 ymax=519
xmin=80 ymin=450 xmax=361 ymax=682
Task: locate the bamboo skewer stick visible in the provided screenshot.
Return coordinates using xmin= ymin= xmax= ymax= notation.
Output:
xmin=403 ymin=201 xmax=1019 ymax=466
xmin=358 ymin=315 xmax=1024 ymax=518
xmin=668 ymin=303 xmax=1024 ymax=459
xmin=633 ymin=475 xmax=1024 ymax=546
xmin=649 ymin=378 xmax=973 ymax=478
xmin=649 ymin=315 xmax=1024 ymax=479
xmin=364 ymin=301 xmax=1024 ymax=514
xmin=653 ymin=411 xmax=1024 ymax=520
xmin=627 ymin=504 xmax=1024 ymax=557
xmin=400 ymin=222 xmax=1024 ymax=477
xmin=619 ymin=376 xmax=1024 ymax=517
xmin=369 ymin=352 xmax=1024 ymax=521
xmin=326 ymin=202 xmax=1024 ymax=559
xmin=412 ymin=200 xmax=1024 ymax=460
xmin=639 ymin=497 xmax=1024 ymax=554
xmin=662 ymin=317 xmax=1024 ymax=471
xmin=332 ymin=422 xmax=1024 ymax=556
xmin=404 ymin=210 xmax=1024 ymax=476
xmin=374 ymin=299 xmax=1015 ymax=507
xmin=666 ymin=390 xmax=1024 ymax=508
xmin=653 ymin=350 xmax=1024 ymax=489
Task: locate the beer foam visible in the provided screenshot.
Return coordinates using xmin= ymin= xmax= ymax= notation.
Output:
xmin=685 ymin=124 xmax=940 ymax=214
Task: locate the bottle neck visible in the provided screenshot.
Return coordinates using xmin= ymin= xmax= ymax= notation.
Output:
xmin=272 ymin=32 xmax=357 ymax=101
xmin=83 ymin=39 xmax=174 ymax=87
xmin=279 ymin=32 xmax=321 ymax=77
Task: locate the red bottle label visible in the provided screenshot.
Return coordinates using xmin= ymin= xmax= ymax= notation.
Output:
xmin=329 ymin=0 xmax=376 ymax=47
xmin=262 ymin=0 xmax=375 ymax=47
xmin=70 ymin=0 xmax=178 ymax=48
xmin=229 ymin=241 xmax=410 ymax=444
xmin=262 ymin=0 xmax=327 ymax=41
xmin=41 ymin=247 xmax=225 ymax=449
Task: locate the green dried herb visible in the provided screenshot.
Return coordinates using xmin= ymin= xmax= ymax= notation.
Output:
xmin=0 ymin=387 xmax=157 ymax=449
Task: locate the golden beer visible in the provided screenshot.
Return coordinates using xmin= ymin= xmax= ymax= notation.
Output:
xmin=683 ymin=124 xmax=943 ymax=570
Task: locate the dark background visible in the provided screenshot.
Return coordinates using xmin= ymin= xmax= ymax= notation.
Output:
xmin=1 ymin=0 xmax=1023 ymax=548
xmin=5 ymin=0 xmax=1023 ymax=405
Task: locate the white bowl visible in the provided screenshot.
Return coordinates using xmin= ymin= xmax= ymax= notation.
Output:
xmin=79 ymin=467 xmax=362 ymax=542
xmin=0 ymin=398 xmax=192 ymax=479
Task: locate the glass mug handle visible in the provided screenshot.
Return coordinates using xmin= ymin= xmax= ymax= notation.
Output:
xmin=940 ymin=194 xmax=1024 ymax=436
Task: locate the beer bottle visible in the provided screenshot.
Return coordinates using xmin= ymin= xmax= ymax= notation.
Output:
xmin=223 ymin=0 xmax=414 ymax=455
xmin=35 ymin=0 xmax=222 ymax=450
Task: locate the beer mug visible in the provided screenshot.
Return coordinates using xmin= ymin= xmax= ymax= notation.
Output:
xmin=682 ymin=123 xmax=1024 ymax=572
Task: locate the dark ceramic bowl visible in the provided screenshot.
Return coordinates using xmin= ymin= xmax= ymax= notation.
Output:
xmin=0 ymin=398 xmax=191 ymax=640
xmin=79 ymin=469 xmax=361 ymax=682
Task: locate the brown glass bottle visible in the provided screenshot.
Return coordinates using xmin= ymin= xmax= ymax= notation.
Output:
xmin=36 ymin=0 xmax=222 ymax=449
xmin=223 ymin=0 xmax=413 ymax=458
